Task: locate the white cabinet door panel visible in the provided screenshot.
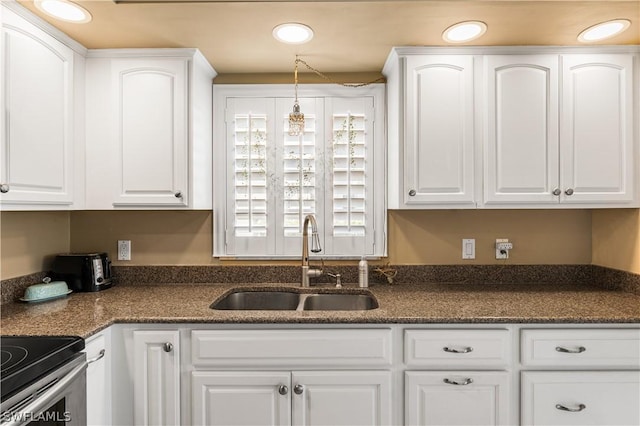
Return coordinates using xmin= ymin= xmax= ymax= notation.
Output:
xmin=112 ymin=59 xmax=188 ymax=206
xmin=1 ymin=8 xmax=73 ymax=205
xmin=406 ymin=371 xmax=510 ymax=426
xmin=191 ymin=371 xmax=291 ymax=426
xmin=484 ymin=55 xmax=559 ymax=204
xmin=133 ymin=330 xmax=180 ymax=426
xmin=560 ymin=54 xmax=634 ymax=204
xmin=404 ymin=56 xmax=475 ymax=206
xmin=521 ymin=371 xmax=640 ymax=425
xmin=292 ymin=371 xmax=392 ymax=426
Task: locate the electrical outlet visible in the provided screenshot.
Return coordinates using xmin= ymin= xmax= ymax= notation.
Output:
xmin=495 ymin=238 xmax=512 ymax=259
xmin=118 ymin=240 xmax=131 ymax=261
xmin=462 ymin=239 xmax=475 ymax=259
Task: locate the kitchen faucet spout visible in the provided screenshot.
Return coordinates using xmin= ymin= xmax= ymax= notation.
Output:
xmin=301 ymin=214 xmax=322 ymax=287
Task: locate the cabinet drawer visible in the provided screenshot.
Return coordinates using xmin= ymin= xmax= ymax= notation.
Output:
xmin=521 ymin=329 xmax=640 ymax=368
xmin=191 ymin=329 xmax=392 ymax=367
xmin=521 ymin=371 xmax=640 ymax=425
xmin=404 ymin=329 xmax=510 ymax=368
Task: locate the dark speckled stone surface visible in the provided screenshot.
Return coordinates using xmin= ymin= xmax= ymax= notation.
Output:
xmin=0 ymin=281 xmax=638 ymax=338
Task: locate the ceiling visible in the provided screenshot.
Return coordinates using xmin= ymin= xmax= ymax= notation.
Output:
xmin=17 ymin=0 xmax=640 ymax=75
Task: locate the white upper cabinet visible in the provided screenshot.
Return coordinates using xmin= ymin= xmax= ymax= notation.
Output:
xmin=485 ymin=53 xmax=636 ymax=207
xmin=484 ymin=55 xmax=560 ymax=205
xmin=112 ymin=59 xmax=188 ymax=206
xmin=85 ymin=49 xmax=216 ymax=209
xmin=0 ymin=5 xmax=85 ymax=210
xmin=385 ymin=51 xmax=478 ymax=209
xmin=386 ymin=47 xmax=638 ymax=210
xmin=560 ymin=54 xmax=635 ymax=204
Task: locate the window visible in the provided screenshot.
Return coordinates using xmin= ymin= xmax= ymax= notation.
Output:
xmin=213 ymin=85 xmax=386 ymax=258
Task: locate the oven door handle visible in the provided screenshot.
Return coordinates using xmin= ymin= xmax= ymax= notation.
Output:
xmin=3 ymin=362 xmax=87 ymax=426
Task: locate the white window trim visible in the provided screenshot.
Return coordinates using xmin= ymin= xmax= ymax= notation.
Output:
xmin=212 ymin=84 xmax=387 ymax=259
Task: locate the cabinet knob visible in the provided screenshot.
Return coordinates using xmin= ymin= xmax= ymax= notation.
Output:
xmin=408 ymin=190 xmax=416 ymax=197
xmin=552 ymin=188 xmax=561 ymax=196
xmin=556 ymin=404 xmax=586 ymax=412
xmin=278 ymin=385 xmax=288 ymax=395
xmin=163 ymin=342 xmax=174 ymax=352
xmin=564 ymin=188 xmax=574 ymax=196
xmin=293 ymin=384 xmax=304 ymax=395
xmin=174 ymin=191 xmax=183 ymax=198
xmin=443 ymin=378 xmax=473 ymax=386
xmin=0 ymin=184 xmax=9 ymax=193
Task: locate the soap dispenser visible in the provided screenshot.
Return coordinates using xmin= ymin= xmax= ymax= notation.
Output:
xmin=358 ymin=257 xmax=369 ymax=288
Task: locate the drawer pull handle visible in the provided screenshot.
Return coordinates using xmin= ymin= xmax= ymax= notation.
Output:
xmin=163 ymin=342 xmax=174 ymax=352
xmin=443 ymin=346 xmax=473 ymax=354
xmin=278 ymin=385 xmax=288 ymax=395
xmin=443 ymin=378 xmax=473 ymax=386
xmin=555 ymin=346 xmax=586 ymax=353
xmin=87 ymin=349 xmax=106 ymax=364
xmin=293 ymin=384 xmax=304 ymax=395
xmin=556 ymin=403 xmax=586 ymax=412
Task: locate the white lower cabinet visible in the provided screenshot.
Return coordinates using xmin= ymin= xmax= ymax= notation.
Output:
xmin=191 ymin=371 xmax=291 ymax=426
xmin=191 ymin=370 xmax=391 ymax=426
xmin=108 ymin=324 xmax=639 ymax=426
xmin=132 ymin=330 xmax=181 ymax=426
xmin=405 ymin=371 xmax=510 ymax=426
xmin=521 ymin=371 xmax=640 ymax=426
xmin=84 ymin=330 xmax=111 ymax=426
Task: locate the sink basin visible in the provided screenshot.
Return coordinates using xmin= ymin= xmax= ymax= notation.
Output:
xmin=211 ymin=289 xmax=379 ymax=311
xmin=211 ymin=291 xmax=300 ymax=310
xmin=302 ymin=294 xmax=378 ymax=311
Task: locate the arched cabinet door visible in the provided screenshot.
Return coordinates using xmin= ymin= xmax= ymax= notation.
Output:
xmin=403 ymin=55 xmax=476 ymax=207
xmin=1 ymin=7 xmax=75 ymax=207
xmin=484 ymin=55 xmax=560 ymax=205
xmin=111 ymin=59 xmax=188 ymax=207
xmin=560 ymin=54 xmax=634 ymax=205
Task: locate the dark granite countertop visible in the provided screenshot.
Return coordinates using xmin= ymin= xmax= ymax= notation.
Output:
xmin=1 ymin=282 xmax=638 ymax=338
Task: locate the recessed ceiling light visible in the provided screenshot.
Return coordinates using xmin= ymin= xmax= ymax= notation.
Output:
xmin=272 ymin=23 xmax=314 ymax=45
xmin=442 ymin=21 xmax=487 ymax=43
xmin=34 ymin=0 xmax=92 ymax=23
xmin=578 ymin=19 xmax=631 ymax=43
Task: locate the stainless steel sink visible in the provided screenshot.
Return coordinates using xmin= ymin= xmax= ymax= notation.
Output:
xmin=302 ymin=294 xmax=378 ymax=311
xmin=210 ymin=289 xmax=378 ymax=311
xmin=211 ymin=291 xmax=300 ymax=310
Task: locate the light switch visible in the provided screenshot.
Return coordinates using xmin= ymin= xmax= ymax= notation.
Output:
xmin=462 ymin=238 xmax=475 ymax=259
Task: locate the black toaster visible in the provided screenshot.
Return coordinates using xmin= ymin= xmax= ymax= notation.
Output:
xmin=50 ymin=253 xmax=113 ymax=292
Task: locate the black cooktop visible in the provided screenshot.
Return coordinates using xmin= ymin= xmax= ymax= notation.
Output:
xmin=0 ymin=336 xmax=85 ymax=401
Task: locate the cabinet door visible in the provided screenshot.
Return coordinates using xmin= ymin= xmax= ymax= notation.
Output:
xmin=191 ymin=371 xmax=291 ymax=426
xmin=112 ymin=59 xmax=188 ymax=206
xmin=484 ymin=55 xmax=559 ymax=205
xmin=132 ymin=330 xmax=180 ymax=426
xmin=521 ymin=371 xmax=640 ymax=425
xmin=404 ymin=56 xmax=476 ymax=207
xmin=85 ymin=332 xmax=110 ymax=426
xmin=292 ymin=371 xmax=392 ymax=426
xmin=405 ymin=371 xmax=510 ymax=426
xmin=560 ymin=54 xmax=635 ymax=204
xmin=1 ymin=8 xmax=74 ymax=206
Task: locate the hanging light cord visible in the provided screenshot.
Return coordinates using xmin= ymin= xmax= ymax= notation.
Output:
xmin=295 ymin=56 xmax=385 ymax=88
xmin=294 ymin=59 xmax=299 ymax=103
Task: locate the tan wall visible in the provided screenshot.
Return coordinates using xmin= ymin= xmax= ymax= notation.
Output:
xmin=68 ymin=209 xmax=592 ymax=266
xmin=70 ymin=211 xmax=216 ymax=266
xmin=0 ymin=211 xmax=71 ymax=279
xmin=388 ymin=210 xmax=592 ymax=265
xmin=592 ymin=209 xmax=640 ymax=274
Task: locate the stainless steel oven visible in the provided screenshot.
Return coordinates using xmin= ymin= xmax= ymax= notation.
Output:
xmin=1 ymin=336 xmax=86 ymax=426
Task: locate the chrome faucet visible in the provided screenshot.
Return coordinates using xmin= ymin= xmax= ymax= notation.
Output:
xmin=301 ymin=214 xmax=322 ymax=287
